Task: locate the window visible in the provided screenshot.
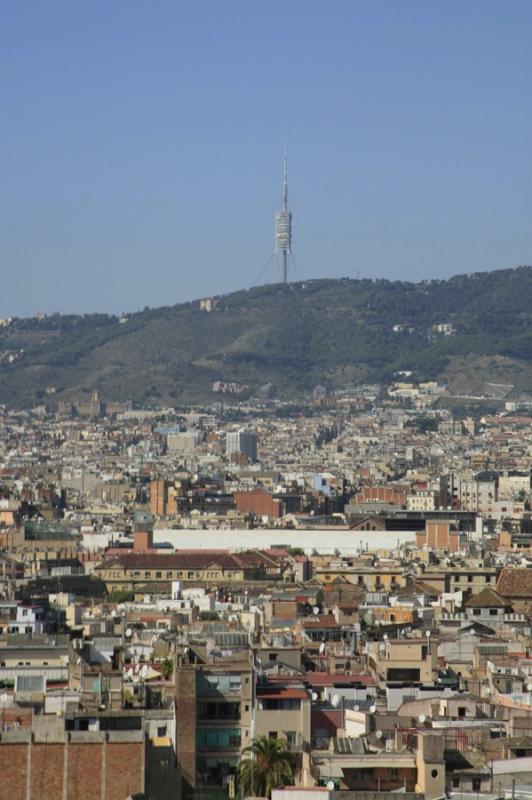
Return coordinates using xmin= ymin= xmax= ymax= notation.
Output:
xmin=473 ymin=609 xmax=481 ymax=616
xmin=269 ymin=653 xmax=278 ymax=661
xmin=196 ymin=728 xmax=241 ymax=749
xmin=155 ymin=571 xmax=162 ymax=579
xmin=458 ymin=707 xmax=466 ymax=718
xmin=489 ymin=609 xmax=498 ymax=616
xmin=472 ymin=779 xmax=481 ymax=792
xmin=269 ymin=731 xmax=278 ymax=740
xmin=453 ymin=778 xmax=460 ymax=788
xmin=286 ymin=731 xmax=297 ymax=748
xmin=468 ymin=575 xmax=473 ymax=583
xmin=157 ymin=725 xmax=167 ymax=737
xmin=391 ymin=768 xmax=399 ymax=779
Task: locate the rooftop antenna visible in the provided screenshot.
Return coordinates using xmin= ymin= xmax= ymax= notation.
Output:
xmin=275 ymin=145 xmax=292 ymax=284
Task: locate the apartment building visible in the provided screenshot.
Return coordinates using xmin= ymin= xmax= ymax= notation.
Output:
xmin=175 ymin=653 xmax=254 ymax=798
xmin=255 ymin=684 xmax=311 ymax=751
xmin=367 ymin=638 xmax=438 ymax=686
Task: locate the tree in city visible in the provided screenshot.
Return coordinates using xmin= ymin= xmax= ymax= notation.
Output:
xmin=161 ymin=657 xmax=173 ymax=680
xmin=238 ymin=736 xmax=295 ymax=798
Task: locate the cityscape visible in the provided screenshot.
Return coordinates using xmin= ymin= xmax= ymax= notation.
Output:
xmin=1 ymin=382 xmax=532 ymax=799
xmin=3 ymin=3 xmax=532 ymax=800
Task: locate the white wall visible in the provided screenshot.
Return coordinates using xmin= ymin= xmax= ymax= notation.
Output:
xmin=153 ymin=527 xmax=415 ymax=554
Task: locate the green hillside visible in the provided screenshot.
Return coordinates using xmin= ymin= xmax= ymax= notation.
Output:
xmin=2 ymin=266 xmax=532 ymax=407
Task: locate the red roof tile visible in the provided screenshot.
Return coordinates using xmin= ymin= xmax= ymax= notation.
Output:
xmin=257 ymin=688 xmax=309 ymax=700
xmin=496 ymin=567 xmax=532 ymax=599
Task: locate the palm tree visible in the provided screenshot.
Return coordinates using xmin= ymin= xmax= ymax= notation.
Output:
xmin=238 ymin=736 xmax=295 ymax=798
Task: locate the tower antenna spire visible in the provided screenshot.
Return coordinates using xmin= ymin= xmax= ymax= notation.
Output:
xmin=275 ymin=145 xmax=292 ymax=284
xmin=283 ymin=144 xmax=288 ymax=211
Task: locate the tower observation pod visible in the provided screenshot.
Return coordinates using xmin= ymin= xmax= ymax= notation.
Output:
xmin=275 ymin=151 xmax=292 ymax=284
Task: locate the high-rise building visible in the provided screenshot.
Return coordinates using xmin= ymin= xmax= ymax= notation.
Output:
xmin=226 ymin=429 xmax=258 ymax=463
xmin=150 ymin=479 xmax=167 ymax=516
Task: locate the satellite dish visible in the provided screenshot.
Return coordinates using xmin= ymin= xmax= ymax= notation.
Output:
xmin=313 ymin=606 xmax=320 ymax=615
xmin=0 ymin=693 xmax=8 ymax=703
xmin=375 ymin=729 xmax=383 ymax=739
xmin=383 ymin=633 xmax=389 ymax=641
xmin=354 ymin=704 xmax=360 ymax=712
xmin=319 ymin=641 xmax=326 ymax=654
xmin=527 ymin=683 xmax=532 ymax=692
xmin=125 ymin=628 xmax=133 ymax=638
xmin=369 ymin=704 xmax=376 ymax=714
xmin=311 ymin=691 xmax=319 ymax=701
xmin=111 ymin=610 xmax=116 ymax=618
xmin=326 ymin=781 xmax=335 ymax=791
xmin=418 ymin=714 xmax=426 ymax=724
xmin=331 ymin=694 xmax=341 ymax=708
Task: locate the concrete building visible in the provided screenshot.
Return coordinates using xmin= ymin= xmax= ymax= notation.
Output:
xmin=226 ymin=429 xmax=258 ymax=463
xmin=255 ymin=685 xmax=311 ymax=751
xmin=175 ymin=654 xmax=254 ymax=798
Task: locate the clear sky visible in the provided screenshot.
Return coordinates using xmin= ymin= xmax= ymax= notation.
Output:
xmin=2 ymin=1 xmax=532 ymax=316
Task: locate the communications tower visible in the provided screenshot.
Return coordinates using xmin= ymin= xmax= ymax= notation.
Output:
xmin=275 ymin=150 xmax=292 ymax=284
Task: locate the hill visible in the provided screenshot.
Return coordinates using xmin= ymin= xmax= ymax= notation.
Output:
xmin=2 ymin=266 xmax=532 ymax=407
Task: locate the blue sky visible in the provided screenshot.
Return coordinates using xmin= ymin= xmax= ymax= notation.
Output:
xmin=2 ymin=1 xmax=532 ymax=315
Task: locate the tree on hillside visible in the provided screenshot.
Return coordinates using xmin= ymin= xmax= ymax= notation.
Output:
xmin=238 ymin=736 xmax=295 ymax=798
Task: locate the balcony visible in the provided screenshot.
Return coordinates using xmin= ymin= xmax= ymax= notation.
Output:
xmin=197 ymin=675 xmax=243 ymax=699
xmin=196 ymin=728 xmax=242 ymax=751
xmin=198 ymin=702 xmax=241 ymax=722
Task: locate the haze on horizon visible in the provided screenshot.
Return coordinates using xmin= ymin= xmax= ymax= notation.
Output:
xmin=2 ymin=1 xmax=532 ymax=318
